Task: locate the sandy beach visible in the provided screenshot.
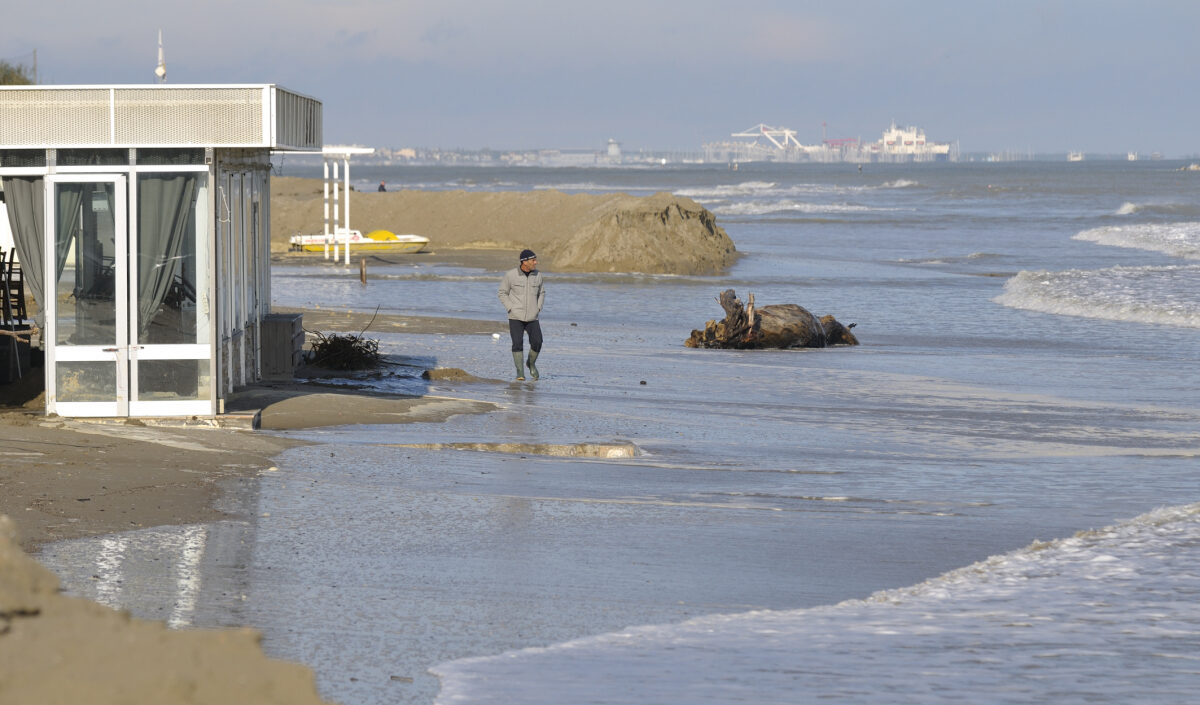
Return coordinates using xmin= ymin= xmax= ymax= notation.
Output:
xmin=0 ymin=177 xmax=738 ymax=702
xmin=269 ymin=177 xmax=738 ymax=275
xmin=0 ymin=188 xmax=546 ymax=703
xmin=0 ymin=300 xmax=508 ymax=704
xmin=4 ymin=177 xmax=731 ymax=543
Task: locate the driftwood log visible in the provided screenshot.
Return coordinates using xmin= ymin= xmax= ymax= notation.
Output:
xmin=685 ymin=289 xmax=858 ymax=349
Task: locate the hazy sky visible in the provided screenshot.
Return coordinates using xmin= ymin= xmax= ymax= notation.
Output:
xmin=3 ymin=1 xmax=1198 ymax=155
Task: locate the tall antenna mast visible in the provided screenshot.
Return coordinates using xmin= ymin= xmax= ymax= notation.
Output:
xmin=154 ymin=30 xmax=166 ymax=83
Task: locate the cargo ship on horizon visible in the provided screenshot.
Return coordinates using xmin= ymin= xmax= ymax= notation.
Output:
xmin=704 ymin=121 xmax=956 ymax=164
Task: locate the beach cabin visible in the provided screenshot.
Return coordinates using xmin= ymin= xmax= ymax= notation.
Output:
xmin=0 ymin=84 xmax=321 ymax=418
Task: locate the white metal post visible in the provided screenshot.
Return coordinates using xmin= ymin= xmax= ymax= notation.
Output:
xmin=332 ymin=159 xmax=340 ymax=260
xmin=322 ymin=158 xmax=330 ymax=259
xmin=343 ymin=154 xmax=351 ymax=265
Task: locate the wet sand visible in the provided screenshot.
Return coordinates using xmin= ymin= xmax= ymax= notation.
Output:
xmin=1 ymin=513 xmax=336 ymax=705
xmin=0 ymin=304 xmax=501 ymax=553
xmin=0 ymin=282 xmax=502 ymax=704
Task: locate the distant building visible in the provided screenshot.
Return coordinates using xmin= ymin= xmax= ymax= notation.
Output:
xmin=605 ymin=138 xmax=622 ymax=164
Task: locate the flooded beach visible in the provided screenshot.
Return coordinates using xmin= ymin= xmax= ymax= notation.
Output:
xmin=40 ymin=161 xmax=1200 ymax=704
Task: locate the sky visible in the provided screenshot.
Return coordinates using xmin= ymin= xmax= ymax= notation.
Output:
xmin=2 ymin=0 xmax=1198 ymax=156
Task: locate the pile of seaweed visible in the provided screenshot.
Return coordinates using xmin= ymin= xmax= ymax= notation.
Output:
xmin=305 ymin=330 xmax=383 ymax=370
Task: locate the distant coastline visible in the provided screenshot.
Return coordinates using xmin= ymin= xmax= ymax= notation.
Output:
xmin=277 ymin=147 xmax=1196 ymax=168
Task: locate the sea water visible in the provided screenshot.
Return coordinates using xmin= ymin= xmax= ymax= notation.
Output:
xmin=40 ymin=161 xmax=1200 ymax=704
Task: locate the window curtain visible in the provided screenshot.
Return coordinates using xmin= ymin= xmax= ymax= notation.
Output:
xmin=137 ymin=174 xmax=197 ymax=337
xmin=1 ymin=177 xmax=46 ymax=325
xmin=1 ymin=177 xmax=86 ymax=328
xmin=1 ymin=176 xmax=78 ymax=328
xmin=54 ymin=183 xmax=85 ymax=297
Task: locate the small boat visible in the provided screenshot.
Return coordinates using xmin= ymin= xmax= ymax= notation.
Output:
xmin=290 ymin=229 xmax=429 ymax=254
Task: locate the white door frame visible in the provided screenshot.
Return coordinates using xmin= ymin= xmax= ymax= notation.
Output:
xmin=45 ymin=171 xmax=214 ymax=417
xmin=44 ymin=174 xmax=129 ymax=417
xmin=128 ymin=169 xmax=213 ymax=417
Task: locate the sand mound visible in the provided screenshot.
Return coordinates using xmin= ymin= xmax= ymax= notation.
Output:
xmin=551 ymin=191 xmax=734 ymax=274
xmin=270 ymin=178 xmax=737 ymax=275
xmin=422 ymin=367 xmax=490 ymax=383
xmin=0 ymin=515 xmax=335 ymax=704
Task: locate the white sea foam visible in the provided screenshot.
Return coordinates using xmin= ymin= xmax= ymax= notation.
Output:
xmin=1113 ymin=201 xmax=1200 ymax=217
xmin=712 ymin=200 xmax=875 ymax=216
xmin=433 ymin=502 xmax=1200 ymax=704
xmin=995 ymin=264 xmax=1200 ymax=328
xmin=675 ymin=181 xmax=903 ymax=202
xmin=1074 ymin=223 xmax=1200 ymax=259
xmin=533 ymin=182 xmax=657 ymax=193
xmin=673 ymin=181 xmax=780 ymax=199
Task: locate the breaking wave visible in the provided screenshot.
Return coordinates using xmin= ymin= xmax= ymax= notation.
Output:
xmin=1113 ymin=201 xmax=1200 ymax=217
xmin=995 ymin=264 xmax=1200 ymax=328
xmin=1074 ymin=223 xmax=1200 ymax=260
xmin=433 ymin=502 xmax=1200 ymax=704
xmin=712 ymin=200 xmax=875 ymax=216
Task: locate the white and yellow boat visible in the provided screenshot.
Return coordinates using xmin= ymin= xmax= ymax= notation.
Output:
xmin=289 ymin=229 xmax=429 ymax=254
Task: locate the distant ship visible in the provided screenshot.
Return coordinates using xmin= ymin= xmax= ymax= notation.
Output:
xmin=707 ymin=121 xmax=955 ymax=163
xmin=862 ymin=122 xmax=952 ymax=162
xmin=1067 ymin=151 xmax=1084 ymax=162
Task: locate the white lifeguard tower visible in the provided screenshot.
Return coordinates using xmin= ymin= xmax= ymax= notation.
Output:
xmin=0 ymin=84 xmax=322 ymax=418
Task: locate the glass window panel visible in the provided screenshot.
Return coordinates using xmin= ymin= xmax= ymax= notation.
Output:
xmin=195 ymin=180 xmax=210 ymax=345
xmin=56 ymin=182 xmax=118 ymax=346
xmin=136 ymin=173 xmax=206 ymax=344
xmin=137 ymin=359 xmax=210 ymax=401
xmin=58 ymin=149 xmax=128 ymax=167
xmin=0 ymin=149 xmax=47 ymax=167
xmin=57 ymin=361 xmax=116 ymax=402
xmin=136 ymin=149 xmax=204 ymax=166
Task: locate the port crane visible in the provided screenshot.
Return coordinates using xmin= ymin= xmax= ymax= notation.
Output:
xmin=731 ymin=124 xmax=803 ymax=150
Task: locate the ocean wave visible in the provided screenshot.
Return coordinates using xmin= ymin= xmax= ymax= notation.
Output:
xmin=1114 ymin=201 xmax=1200 ymax=217
xmin=674 ymin=181 xmax=786 ymax=199
xmin=1075 ymin=223 xmax=1200 ymax=259
xmin=995 ymin=264 xmax=1200 ymax=328
xmin=676 ymin=181 xmax=904 ymax=201
xmin=712 ymin=200 xmax=876 ymax=216
xmin=533 ymin=182 xmax=658 ymax=193
xmin=898 ymin=252 xmax=1008 ymax=266
xmin=433 ymin=502 xmax=1200 ymax=704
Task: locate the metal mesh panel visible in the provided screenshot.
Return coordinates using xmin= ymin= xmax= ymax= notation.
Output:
xmin=0 ymin=89 xmax=111 ymax=145
xmin=274 ymin=89 xmax=322 ymax=149
xmin=1 ymin=86 xmax=320 ymax=149
xmin=115 ymin=88 xmax=264 ymax=145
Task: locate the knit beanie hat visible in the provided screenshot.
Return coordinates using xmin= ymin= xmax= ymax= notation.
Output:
xmin=519 ymin=249 xmax=537 ymax=262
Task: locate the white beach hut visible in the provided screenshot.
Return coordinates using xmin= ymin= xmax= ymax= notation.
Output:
xmin=0 ymin=84 xmax=321 ymax=418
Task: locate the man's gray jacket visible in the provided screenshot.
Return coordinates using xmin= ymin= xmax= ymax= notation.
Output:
xmin=498 ymin=266 xmax=545 ymax=322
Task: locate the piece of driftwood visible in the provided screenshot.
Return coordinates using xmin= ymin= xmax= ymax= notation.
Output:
xmin=685 ymin=289 xmax=858 ymax=349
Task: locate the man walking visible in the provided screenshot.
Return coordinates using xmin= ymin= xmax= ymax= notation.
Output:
xmin=498 ymin=249 xmax=545 ymax=380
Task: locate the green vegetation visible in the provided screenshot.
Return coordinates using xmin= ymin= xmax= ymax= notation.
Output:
xmin=0 ymin=60 xmax=34 ymax=85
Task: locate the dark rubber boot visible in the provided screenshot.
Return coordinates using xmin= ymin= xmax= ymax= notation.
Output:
xmin=526 ymin=350 xmax=540 ymax=380
xmin=512 ymin=350 xmax=525 ymax=380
